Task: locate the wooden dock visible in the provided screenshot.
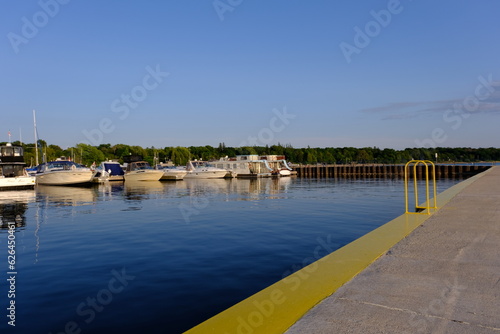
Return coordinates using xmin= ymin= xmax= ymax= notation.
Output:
xmin=293 ymin=164 xmax=490 ymax=178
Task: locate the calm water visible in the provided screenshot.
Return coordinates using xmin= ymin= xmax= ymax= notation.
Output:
xmin=0 ymin=176 xmax=466 ymax=334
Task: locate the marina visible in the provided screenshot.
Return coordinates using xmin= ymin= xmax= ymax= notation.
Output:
xmin=0 ymin=174 xmax=475 ymax=333
xmin=3 ymin=1 xmax=499 ymax=333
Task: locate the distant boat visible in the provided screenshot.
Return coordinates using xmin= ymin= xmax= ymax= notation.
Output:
xmin=155 ymin=165 xmax=187 ymax=181
xmin=35 ymin=158 xmax=94 ymax=186
xmin=184 ymin=161 xmax=227 ymax=179
xmin=210 ymin=155 xmax=273 ymax=178
xmin=0 ymin=143 xmax=36 ymax=190
xmin=278 ymin=169 xmax=292 ymax=176
xmin=93 ymin=161 xmax=125 ymax=183
xmin=261 ymin=155 xmax=293 ymax=177
xmin=124 ymin=161 xmax=163 ymax=181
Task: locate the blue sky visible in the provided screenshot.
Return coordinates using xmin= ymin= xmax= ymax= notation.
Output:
xmin=1 ymin=0 xmax=500 ymax=149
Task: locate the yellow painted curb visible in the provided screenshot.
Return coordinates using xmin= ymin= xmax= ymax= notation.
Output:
xmin=184 ymin=169 xmax=491 ymax=334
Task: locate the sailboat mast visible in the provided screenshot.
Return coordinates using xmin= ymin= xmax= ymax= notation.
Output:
xmin=33 ymin=110 xmax=39 ymax=165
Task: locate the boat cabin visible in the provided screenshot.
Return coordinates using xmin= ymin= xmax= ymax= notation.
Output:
xmin=0 ymin=144 xmax=27 ymax=177
xmin=126 ymin=161 xmax=153 ymax=172
xmin=0 ymin=144 xmax=24 ymax=163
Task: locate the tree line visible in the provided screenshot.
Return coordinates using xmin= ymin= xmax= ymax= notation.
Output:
xmin=3 ymin=141 xmax=500 ymax=167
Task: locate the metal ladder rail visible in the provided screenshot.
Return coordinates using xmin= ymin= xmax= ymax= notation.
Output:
xmin=404 ymin=160 xmax=437 ymax=214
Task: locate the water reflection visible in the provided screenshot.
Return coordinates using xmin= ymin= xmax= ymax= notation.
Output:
xmin=98 ymin=181 xmax=125 ymax=200
xmin=0 ymin=201 xmax=28 ymax=230
xmin=171 ymin=177 xmax=293 ymax=201
xmin=0 ymin=190 xmax=35 ymax=230
xmin=36 ymin=185 xmax=98 ymax=206
xmin=0 ymin=178 xmax=295 ymax=228
xmin=123 ymin=181 xmax=164 ymax=199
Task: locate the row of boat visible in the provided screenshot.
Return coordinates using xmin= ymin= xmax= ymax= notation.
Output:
xmin=0 ymin=143 xmax=294 ymax=190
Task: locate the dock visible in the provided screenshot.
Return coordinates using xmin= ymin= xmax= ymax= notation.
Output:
xmin=294 ymin=164 xmax=490 ymax=178
xmin=184 ymin=166 xmax=499 ymax=334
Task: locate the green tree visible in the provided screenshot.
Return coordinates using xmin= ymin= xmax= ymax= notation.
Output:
xmin=171 ymin=147 xmax=191 ymax=165
xmin=75 ymin=143 xmax=105 ymax=166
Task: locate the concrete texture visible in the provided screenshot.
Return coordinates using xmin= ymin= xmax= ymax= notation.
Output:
xmin=285 ymin=166 xmax=500 ymax=334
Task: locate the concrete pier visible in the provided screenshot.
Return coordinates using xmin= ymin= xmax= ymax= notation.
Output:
xmin=285 ymin=166 xmax=500 ymax=333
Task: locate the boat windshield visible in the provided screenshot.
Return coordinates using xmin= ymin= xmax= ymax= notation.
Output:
xmin=0 ymin=146 xmax=23 ymax=157
xmin=191 ymin=161 xmax=214 ymax=167
xmin=46 ymin=161 xmax=77 ymax=170
xmin=131 ymin=162 xmax=152 ymax=170
xmin=0 ymin=164 xmax=25 ymax=177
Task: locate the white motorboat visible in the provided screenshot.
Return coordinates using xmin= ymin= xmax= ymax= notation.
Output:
xmin=210 ymin=155 xmax=273 ymax=178
xmin=184 ymin=161 xmax=227 ymax=179
xmin=93 ymin=161 xmax=125 ymax=182
xmin=262 ymin=155 xmax=293 ymax=177
xmin=0 ymin=143 xmax=36 ymax=190
xmin=35 ymin=158 xmax=94 ymax=186
xmin=124 ymin=161 xmax=163 ymax=181
xmin=278 ymin=169 xmax=292 ymax=176
xmin=156 ymin=165 xmax=187 ymax=181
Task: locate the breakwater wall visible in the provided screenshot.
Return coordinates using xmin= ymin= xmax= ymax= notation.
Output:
xmin=294 ymin=164 xmax=491 ymax=178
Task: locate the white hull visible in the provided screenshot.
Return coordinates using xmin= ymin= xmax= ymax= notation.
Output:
xmin=279 ymin=169 xmax=292 ymax=177
xmin=124 ymin=170 xmax=163 ymax=181
xmin=184 ymin=170 xmax=227 ymax=179
xmin=93 ymin=175 xmax=125 ymax=183
xmin=161 ymin=170 xmax=187 ymax=180
xmin=36 ymin=170 xmax=94 ymax=186
xmin=0 ymin=176 xmax=36 ymax=190
xmin=211 ymin=157 xmax=274 ymax=178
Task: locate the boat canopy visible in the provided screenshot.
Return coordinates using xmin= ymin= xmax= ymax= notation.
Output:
xmin=103 ymin=162 xmax=124 ymax=176
xmin=37 ymin=160 xmax=86 ymax=173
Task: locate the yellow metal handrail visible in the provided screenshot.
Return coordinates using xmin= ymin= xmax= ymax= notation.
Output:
xmin=404 ymin=160 xmax=437 ymax=214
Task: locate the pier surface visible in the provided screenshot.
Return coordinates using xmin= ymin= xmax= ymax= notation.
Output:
xmin=285 ymin=166 xmax=500 ymax=333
